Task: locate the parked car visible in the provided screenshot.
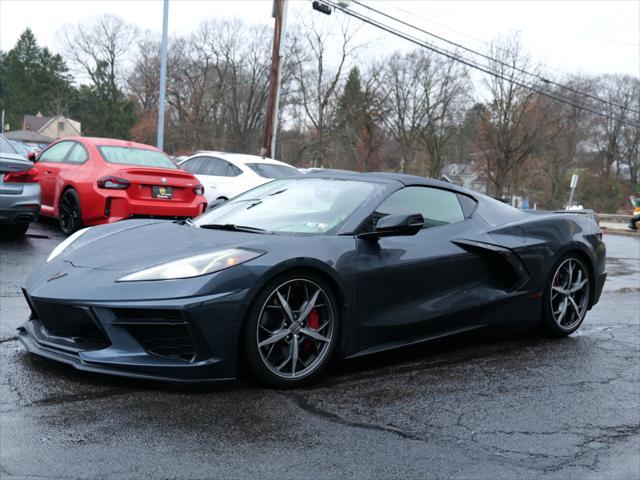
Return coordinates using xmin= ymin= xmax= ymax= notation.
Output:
xmin=178 ymin=152 xmax=299 ymax=205
xmin=19 ymin=172 xmax=606 ymax=386
xmin=32 ymin=137 xmax=207 ymax=234
xmin=0 ymin=134 xmax=41 ymax=236
xmin=7 ymin=139 xmax=33 ymax=158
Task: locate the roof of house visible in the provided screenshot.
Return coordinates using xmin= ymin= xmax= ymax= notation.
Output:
xmin=3 ymin=129 xmax=54 ymax=143
xmin=23 ymin=114 xmax=52 ymax=132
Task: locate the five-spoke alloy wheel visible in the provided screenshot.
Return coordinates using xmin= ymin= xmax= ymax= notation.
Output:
xmin=542 ymin=255 xmax=591 ymax=336
xmin=244 ymin=273 xmax=339 ymax=387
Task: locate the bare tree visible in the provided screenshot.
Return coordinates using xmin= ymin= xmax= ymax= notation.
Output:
xmin=60 ymin=15 xmax=138 ymax=88
xmin=477 ymin=34 xmax=541 ymax=199
xmin=414 ymin=52 xmax=470 ymax=177
xmin=376 ymin=51 xmax=424 ymax=173
xmin=291 ymin=17 xmax=360 ymax=167
xmin=593 ymin=75 xmax=640 ymax=183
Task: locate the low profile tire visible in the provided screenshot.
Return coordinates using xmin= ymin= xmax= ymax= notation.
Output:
xmin=59 ymin=189 xmax=83 ymax=235
xmin=243 ymin=272 xmax=340 ymax=388
xmin=541 ymin=254 xmax=591 ymax=336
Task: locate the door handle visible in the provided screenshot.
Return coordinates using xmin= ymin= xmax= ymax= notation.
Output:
xmin=45 ymin=170 xmax=52 ymax=174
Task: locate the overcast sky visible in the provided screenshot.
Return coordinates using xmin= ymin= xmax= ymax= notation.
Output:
xmin=1 ymin=0 xmax=638 ymax=79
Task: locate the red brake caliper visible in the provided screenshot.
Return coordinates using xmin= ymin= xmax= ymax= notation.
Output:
xmin=303 ymin=308 xmax=320 ymax=353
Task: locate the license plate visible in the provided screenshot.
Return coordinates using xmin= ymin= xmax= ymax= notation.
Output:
xmin=152 ymin=186 xmax=173 ymax=199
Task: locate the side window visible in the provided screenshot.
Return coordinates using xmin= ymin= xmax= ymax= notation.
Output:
xmin=181 ymin=158 xmax=204 ymax=174
xmin=376 ymin=186 xmax=465 ymax=229
xmin=65 ymin=144 xmax=89 ymax=164
xmin=226 ymin=163 xmax=242 ymax=177
xmin=198 ymin=158 xmax=220 ymax=176
xmin=39 ymin=141 xmax=74 ymax=163
xmin=218 ymin=159 xmax=240 ymax=177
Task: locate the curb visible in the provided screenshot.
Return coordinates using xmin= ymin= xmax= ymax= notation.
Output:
xmin=601 ymin=228 xmax=640 ymax=238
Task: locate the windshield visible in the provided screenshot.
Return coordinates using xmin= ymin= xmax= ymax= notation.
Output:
xmin=98 ymin=146 xmax=177 ymax=169
xmin=194 ymin=177 xmax=376 ymax=235
xmin=247 ymin=163 xmax=299 ymax=179
xmin=9 ymin=140 xmax=31 ymax=157
xmin=0 ymin=135 xmax=18 ymax=155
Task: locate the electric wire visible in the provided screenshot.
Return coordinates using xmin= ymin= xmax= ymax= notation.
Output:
xmin=351 ymin=0 xmax=640 ymax=116
xmin=317 ymin=0 xmax=639 ymax=128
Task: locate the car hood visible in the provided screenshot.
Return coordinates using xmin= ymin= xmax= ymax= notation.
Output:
xmin=61 ymin=219 xmax=268 ymax=272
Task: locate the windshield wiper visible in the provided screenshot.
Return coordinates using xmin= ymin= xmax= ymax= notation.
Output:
xmin=175 ymin=218 xmax=195 ymax=226
xmin=198 ymin=223 xmax=271 ymax=234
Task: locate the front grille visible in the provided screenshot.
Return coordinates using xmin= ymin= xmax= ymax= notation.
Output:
xmin=26 ymin=295 xmax=111 ymax=350
xmin=112 ymin=308 xmax=197 ymax=362
xmin=124 ymin=323 xmax=196 ymax=362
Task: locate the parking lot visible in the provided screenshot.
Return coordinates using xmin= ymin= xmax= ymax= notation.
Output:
xmin=1 ymin=220 xmax=638 ymax=479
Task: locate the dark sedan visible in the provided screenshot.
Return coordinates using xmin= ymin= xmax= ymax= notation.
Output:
xmin=19 ymin=171 xmax=606 ymax=387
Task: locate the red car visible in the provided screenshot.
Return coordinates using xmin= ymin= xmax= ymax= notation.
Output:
xmin=32 ymin=137 xmax=207 ymax=234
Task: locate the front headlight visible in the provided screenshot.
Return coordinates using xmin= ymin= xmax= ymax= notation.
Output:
xmin=117 ymin=248 xmax=264 ymax=282
xmin=46 ymin=228 xmax=91 ymax=262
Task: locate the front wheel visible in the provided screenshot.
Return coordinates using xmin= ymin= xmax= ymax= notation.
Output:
xmin=243 ymin=273 xmax=339 ymax=388
xmin=541 ymin=255 xmax=591 ymax=336
xmin=59 ymin=189 xmax=83 ymax=235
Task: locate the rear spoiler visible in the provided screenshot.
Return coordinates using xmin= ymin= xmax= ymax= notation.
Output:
xmin=554 ymin=209 xmax=597 ymax=222
xmin=522 ymin=208 xmax=598 ymax=222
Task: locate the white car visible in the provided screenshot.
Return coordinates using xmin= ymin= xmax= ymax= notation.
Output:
xmin=178 ymin=152 xmax=300 ymax=204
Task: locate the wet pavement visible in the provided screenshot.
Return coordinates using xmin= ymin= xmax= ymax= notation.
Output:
xmin=1 ymin=221 xmax=639 ymax=479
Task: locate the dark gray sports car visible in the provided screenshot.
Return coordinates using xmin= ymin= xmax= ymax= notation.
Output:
xmin=19 ymin=171 xmax=606 ymax=387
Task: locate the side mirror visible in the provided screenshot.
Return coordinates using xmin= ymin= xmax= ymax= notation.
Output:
xmin=206 ymin=198 xmax=227 ymax=211
xmin=28 ymin=151 xmax=37 ymax=161
xmin=360 ymin=213 xmax=424 ymax=239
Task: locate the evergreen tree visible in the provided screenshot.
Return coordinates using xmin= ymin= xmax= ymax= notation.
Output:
xmin=335 ymin=67 xmax=367 ymax=169
xmin=0 ymin=29 xmax=75 ymax=130
xmin=69 ymin=61 xmax=136 ymax=139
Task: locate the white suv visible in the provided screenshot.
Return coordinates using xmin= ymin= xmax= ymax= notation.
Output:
xmin=178 ymin=152 xmax=299 ymax=205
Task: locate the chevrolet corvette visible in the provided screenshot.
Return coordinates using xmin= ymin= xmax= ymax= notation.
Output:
xmin=18 ymin=171 xmax=606 ymax=387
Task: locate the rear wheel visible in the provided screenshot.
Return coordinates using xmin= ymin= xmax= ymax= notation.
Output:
xmin=59 ymin=189 xmax=83 ymax=235
xmin=243 ymin=273 xmax=339 ymax=388
xmin=541 ymin=255 xmax=591 ymax=336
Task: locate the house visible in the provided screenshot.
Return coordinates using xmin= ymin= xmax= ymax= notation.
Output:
xmin=22 ymin=112 xmax=81 ymax=140
xmin=441 ymin=163 xmax=487 ymax=194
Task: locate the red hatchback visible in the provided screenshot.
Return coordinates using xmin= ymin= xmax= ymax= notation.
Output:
xmin=33 ymin=137 xmax=207 ymax=234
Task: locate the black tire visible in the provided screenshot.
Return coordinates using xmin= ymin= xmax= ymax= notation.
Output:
xmin=541 ymin=254 xmax=591 ymax=337
xmin=1 ymin=223 xmax=29 ymax=236
xmin=242 ymin=271 xmax=340 ymax=388
xmin=59 ymin=189 xmax=83 ymax=235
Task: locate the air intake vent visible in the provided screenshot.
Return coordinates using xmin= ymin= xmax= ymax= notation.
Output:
xmin=124 ymin=323 xmax=196 ymax=362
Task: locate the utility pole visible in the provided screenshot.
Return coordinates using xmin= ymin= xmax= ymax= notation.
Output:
xmin=157 ymin=0 xmax=169 ymax=151
xmin=262 ymin=0 xmax=288 ymax=159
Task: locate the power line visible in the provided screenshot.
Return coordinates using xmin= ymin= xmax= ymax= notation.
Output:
xmin=317 ymin=0 xmax=639 ymax=128
xmin=351 ymin=0 xmax=640 ymax=116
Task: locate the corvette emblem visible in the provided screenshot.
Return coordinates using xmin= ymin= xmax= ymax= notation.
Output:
xmin=47 ymin=271 xmax=68 ymax=282
xmin=161 ymin=177 xmax=167 ymax=184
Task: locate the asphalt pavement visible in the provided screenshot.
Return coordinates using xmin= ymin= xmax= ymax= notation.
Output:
xmin=1 ymin=220 xmax=639 ymax=479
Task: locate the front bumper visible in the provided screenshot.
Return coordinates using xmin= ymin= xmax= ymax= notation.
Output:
xmin=18 ymin=289 xmax=247 ymax=383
